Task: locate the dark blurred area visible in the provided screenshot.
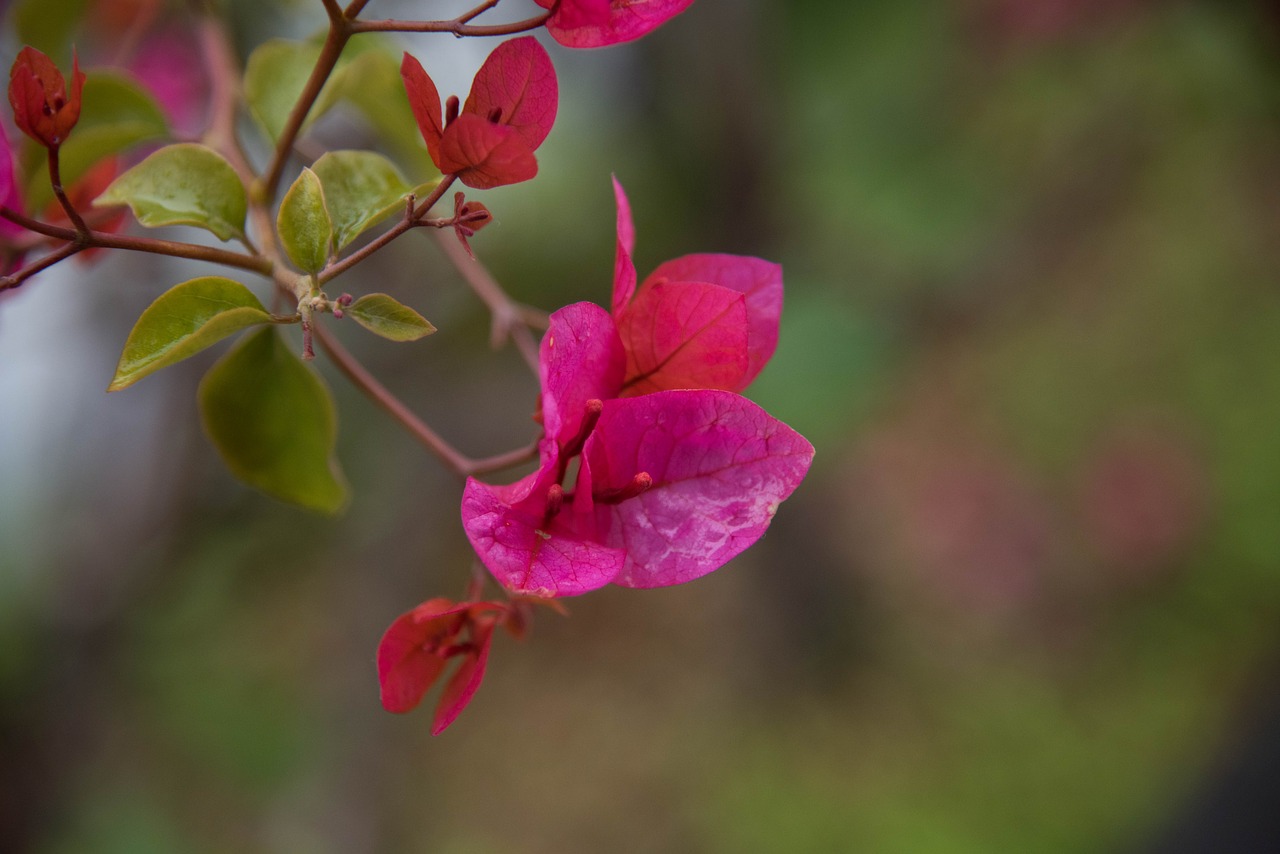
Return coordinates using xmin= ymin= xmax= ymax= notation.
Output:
xmin=5 ymin=0 xmax=1280 ymax=850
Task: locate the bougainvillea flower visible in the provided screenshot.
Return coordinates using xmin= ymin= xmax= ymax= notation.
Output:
xmin=610 ymin=176 xmax=783 ymax=395
xmin=401 ymin=37 xmax=557 ymax=189
xmin=535 ymin=0 xmax=697 ymax=48
xmin=8 ymin=46 xmax=86 ymax=148
xmin=463 ymin=299 xmax=813 ymax=597
xmin=377 ymin=597 xmax=511 ymax=734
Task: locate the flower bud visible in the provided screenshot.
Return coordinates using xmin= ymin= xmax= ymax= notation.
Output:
xmin=8 ymin=47 xmax=85 ymax=148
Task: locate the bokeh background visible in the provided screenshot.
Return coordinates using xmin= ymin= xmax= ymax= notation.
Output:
xmin=4 ymin=0 xmax=1280 ymax=850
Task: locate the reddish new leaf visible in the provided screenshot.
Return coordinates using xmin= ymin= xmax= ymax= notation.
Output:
xmin=439 ymin=113 xmax=537 ymax=189
xmin=582 ymin=390 xmax=814 ymax=588
xmin=400 ymin=52 xmax=444 ymax=169
xmin=431 ymin=621 xmax=495 ymax=735
xmin=642 ymin=254 xmax=782 ymax=387
xmin=8 ymin=46 xmax=85 ymax=148
xmin=463 ymin=37 xmax=558 ymax=153
xmin=377 ymin=598 xmax=469 ymax=713
xmin=616 ymin=281 xmax=750 ymax=395
xmin=536 ymin=0 xmax=697 ymax=48
xmin=611 ymin=175 xmax=637 ymax=315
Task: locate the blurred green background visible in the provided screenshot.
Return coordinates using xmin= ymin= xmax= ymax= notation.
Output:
xmin=4 ymin=0 xmax=1280 ymax=850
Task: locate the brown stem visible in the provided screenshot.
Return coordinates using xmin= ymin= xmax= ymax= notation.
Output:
xmin=350 ymin=9 xmax=552 ymax=36
xmin=257 ymin=20 xmax=352 ymax=203
xmin=196 ymin=8 xmax=256 ymax=185
xmin=46 ymin=147 xmax=89 ymax=236
xmin=320 ymin=0 xmax=344 ymax=20
xmin=0 ymin=243 xmax=83 ymax=292
xmin=431 ymin=229 xmax=541 ymax=373
xmin=317 ymin=175 xmax=457 ymax=285
xmin=343 ymin=0 xmax=372 ymax=18
xmin=313 ymin=322 xmax=535 ymax=479
xmin=0 ymin=207 xmax=274 ymax=276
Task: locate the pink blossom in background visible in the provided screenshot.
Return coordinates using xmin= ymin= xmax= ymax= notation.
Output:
xmin=128 ymin=25 xmax=210 ymax=137
xmin=535 ymin=0 xmax=697 ymax=48
xmin=0 ymin=123 xmax=23 ymax=241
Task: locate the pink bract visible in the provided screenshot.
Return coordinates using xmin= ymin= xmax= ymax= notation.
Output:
xmin=535 ymin=0 xmax=698 ymax=48
xmin=0 ymin=124 xmax=23 ymax=241
xmin=610 ymin=177 xmax=783 ymax=393
xmin=462 ymin=262 xmax=812 ymax=597
xmin=401 ymin=37 xmax=557 ymax=189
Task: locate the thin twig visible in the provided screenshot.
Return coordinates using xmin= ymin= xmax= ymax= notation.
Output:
xmin=0 ymin=208 xmax=274 ymax=276
xmin=317 ymin=175 xmax=457 ymax=285
xmin=312 ymin=322 xmax=538 ymax=480
xmin=47 ymin=147 xmax=89 ymax=236
xmin=257 ymin=20 xmax=352 ymax=202
xmin=431 ymin=229 xmax=541 ymax=373
xmin=350 ymin=9 xmax=552 ymax=36
xmin=0 ymin=243 xmax=83 ymax=292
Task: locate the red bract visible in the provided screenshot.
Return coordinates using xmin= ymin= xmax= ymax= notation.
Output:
xmin=610 ymin=176 xmax=783 ymax=395
xmin=461 ymin=181 xmax=812 ymax=598
xmin=377 ymin=597 xmax=509 ymax=734
xmin=401 ymin=37 xmax=557 ymax=189
xmin=535 ymin=0 xmax=697 ymax=48
xmin=8 ymin=46 xmax=85 ymax=148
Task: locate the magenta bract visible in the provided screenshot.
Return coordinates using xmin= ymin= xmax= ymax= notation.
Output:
xmin=401 ymin=37 xmax=557 ymax=189
xmin=536 ymin=0 xmax=698 ymax=48
xmin=462 ymin=181 xmax=812 ymax=598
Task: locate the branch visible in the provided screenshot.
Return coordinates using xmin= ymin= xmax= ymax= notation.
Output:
xmin=312 ymin=322 xmax=537 ymax=479
xmin=350 ymin=9 xmax=552 ymax=36
xmin=0 ymin=207 xmax=274 ymax=276
xmin=47 ymin=147 xmax=89 ymax=236
xmin=432 ymin=229 xmax=542 ymax=373
xmin=0 ymin=243 xmax=82 ymax=292
xmin=317 ymin=175 xmax=457 ymax=285
xmin=257 ymin=20 xmax=352 ymax=202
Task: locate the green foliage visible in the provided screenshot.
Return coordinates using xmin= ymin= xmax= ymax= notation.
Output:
xmin=243 ymin=39 xmax=349 ymax=142
xmin=24 ymin=73 xmax=169 ymax=211
xmin=277 ymin=167 xmax=332 ymax=275
xmin=312 ymin=150 xmax=413 ymax=250
xmin=108 ymin=277 xmax=277 ymax=391
xmin=335 ymin=47 xmax=436 ymax=175
xmin=11 ymin=0 xmax=89 ymax=66
xmin=346 ymin=293 xmax=436 ymax=342
xmin=97 ymin=144 xmax=247 ymax=242
xmin=198 ymin=328 xmax=348 ymax=514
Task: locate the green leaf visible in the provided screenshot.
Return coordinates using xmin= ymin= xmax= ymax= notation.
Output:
xmin=25 ymin=73 xmax=169 ymax=211
xmin=347 ymin=294 xmax=437 ymax=342
xmin=96 ymin=144 xmax=247 ymax=242
xmin=312 ymin=151 xmax=411 ymax=250
xmin=244 ymin=40 xmax=350 ymax=143
xmin=108 ymin=277 xmax=276 ymax=391
xmin=198 ymin=327 xmax=348 ymax=514
xmin=335 ymin=48 xmax=436 ymax=176
xmin=278 ymin=168 xmax=332 ymax=274
xmin=13 ymin=0 xmax=90 ymax=66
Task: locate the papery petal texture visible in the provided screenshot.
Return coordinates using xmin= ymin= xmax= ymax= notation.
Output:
xmin=400 ymin=52 xmax=444 ymax=168
xmin=462 ymin=475 xmax=626 ymax=597
xmin=540 ymin=302 xmax=625 ymax=446
xmin=642 ymin=254 xmax=782 ymax=386
xmin=538 ymin=0 xmax=698 ymax=48
xmin=377 ymin=598 xmax=469 ymax=713
xmin=583 ymin=390 xmax=814 ymax=588
xmin=431 ymin=621 xmax=494 ymax=735
xmin=611 ymin=175 xmax=637 ymax=315
xmin=463 ymin=37 xmax=558 ymax=153
xmin=616 ymin=281 xmax=750 ymax=394
xmin=439 ymin=114 xmax=537 ymax=189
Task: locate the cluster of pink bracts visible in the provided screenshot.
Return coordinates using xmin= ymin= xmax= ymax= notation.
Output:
xmin=380 ymin=176 xmax=813 ymax=730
